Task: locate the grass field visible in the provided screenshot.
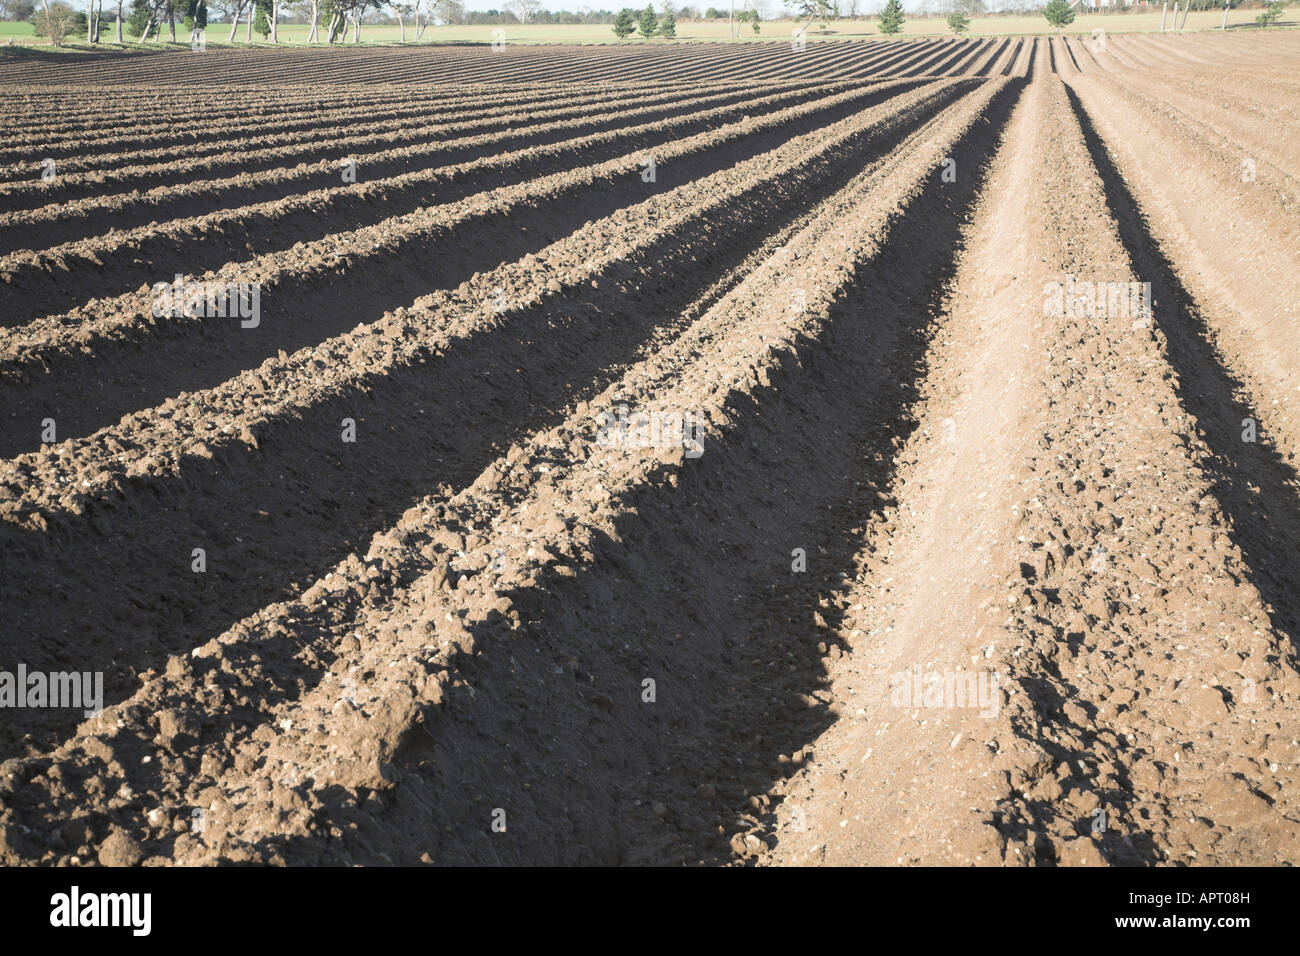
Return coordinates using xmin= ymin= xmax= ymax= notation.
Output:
xmin=2 ymin=11 xmax=1294 ymax=47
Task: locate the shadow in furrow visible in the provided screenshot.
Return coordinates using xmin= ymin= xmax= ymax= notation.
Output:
xmin=238 ymin=78 xmax=1026 ymax=867
xmin=1061 ymin=39 xmax=1082 ymax=73
xmin=0 ymin=79 xmax=928 ymax=329
xmin=977 ymin=38 xmax=1011 ymax=77
xmin=0 ymin=85 xmax=825 ymax=251
xmin=0 ymin=82 xmax=974 ymax=762
xmin=0 ymin=86 xmax=952 ymax=465
xmin=1065 ymin=83 xmax=1300 ymax=668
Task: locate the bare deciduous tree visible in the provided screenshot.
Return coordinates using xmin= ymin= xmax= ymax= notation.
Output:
xmin=36 ymin=0 xmax=82 ymax=44
xmin=504 ymin=0 xmax=539 ymax=21
xmin=432 ymin=0 xmax=462 ymax=23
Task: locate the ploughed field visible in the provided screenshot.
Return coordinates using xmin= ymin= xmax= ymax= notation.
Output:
xmin=0 ymin=32 xmax=1298 ymax=865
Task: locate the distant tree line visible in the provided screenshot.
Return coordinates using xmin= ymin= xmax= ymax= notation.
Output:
xmin=8 ymin=0 xmax=1293 ymax=44
xmin=612 ymin=4 xmax=676 ymax=35
xmin=0 ymin=0 xmax=36 ymax=19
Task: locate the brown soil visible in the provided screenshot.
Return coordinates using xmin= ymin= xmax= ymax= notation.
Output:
xmin=0 ymin=34 xmax=1296 ymax=867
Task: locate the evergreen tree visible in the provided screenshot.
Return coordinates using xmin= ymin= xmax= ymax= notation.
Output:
xmin=946 ymin=9 xmax=968 ymax=33
xmin=879 ymin=0 xmax=904 ymax=34
xmin=125 ymin=0 xmax=151 ymax=36
xmin=637 ymin=3 xmax=657 ymax=37
xmin=1043 ymin=0 xmax=1074 ymax=28
xmin=183 ymin=0 xmax=207 ymax=33
xmin=254 ymin=0 xmax=272 ymax=36
xmin=612 ymin=6 xmax=635 ymax=37
xmin=658 ymin=9 xmax=676 ymax=36
xmin=1256 ymin=0 xmax=1287 ymax=26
